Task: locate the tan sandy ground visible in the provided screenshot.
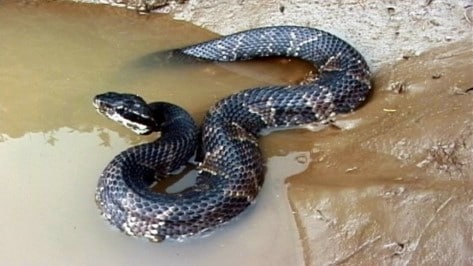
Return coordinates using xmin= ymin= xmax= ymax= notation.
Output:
xmin=284 ymin=41 xmax=473 ymax=265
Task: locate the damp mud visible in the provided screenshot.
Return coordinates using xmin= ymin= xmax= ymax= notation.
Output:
xmin=285 ymin=41 xmax=473 ymax=265
xmin=1 ymin=1 xmax=472 ymax=265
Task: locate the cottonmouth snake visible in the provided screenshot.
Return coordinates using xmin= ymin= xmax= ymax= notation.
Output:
xmin=94 ymin=26 xmax=371 ymax=242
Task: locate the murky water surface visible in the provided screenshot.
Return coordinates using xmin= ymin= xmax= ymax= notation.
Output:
xmin=0 ymin=1 xmax=310 ymax=265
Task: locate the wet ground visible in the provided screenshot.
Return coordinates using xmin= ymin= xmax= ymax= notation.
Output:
xmin=286 ymin=42 xmax=473 ymax=265
xmin=1 ymin=0 xmax=473 ymax=265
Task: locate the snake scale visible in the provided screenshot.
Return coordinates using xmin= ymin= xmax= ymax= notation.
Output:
xmin=94 ymin=26 xmax=371 ymax=242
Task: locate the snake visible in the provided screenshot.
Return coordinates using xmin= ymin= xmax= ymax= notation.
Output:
xmin=93 ymin=26 xmax=371 ymax=242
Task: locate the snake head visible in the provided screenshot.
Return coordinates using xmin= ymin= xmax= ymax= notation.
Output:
xmin=93 ymin=92 xmax=158 ymax=135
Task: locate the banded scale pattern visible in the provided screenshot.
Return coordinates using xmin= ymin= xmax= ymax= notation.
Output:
xmin=95 ymin=26 xmax=371 ymax=242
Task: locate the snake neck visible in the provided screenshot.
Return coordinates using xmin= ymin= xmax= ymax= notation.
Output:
xmin=145 ymin=102 xmax=198 ymax=140
xmin=109 ymin=102 xmax=198 ymax=184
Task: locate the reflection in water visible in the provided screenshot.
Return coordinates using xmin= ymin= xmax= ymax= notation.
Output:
xmin=0 ymin=1 xmax=308 ymax=265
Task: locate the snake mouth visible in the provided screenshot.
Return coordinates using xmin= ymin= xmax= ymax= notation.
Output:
xmin=93 ymin=96 xmax=122 ymax=120
xmin=93 ymin=97 xmax=109 ymax=115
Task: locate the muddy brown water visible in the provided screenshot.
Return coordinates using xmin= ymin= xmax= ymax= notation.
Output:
xmin=1 ymin=1 xmax=473 ymax=265
xmin=0 ymin=1 xmax=309 ymax=265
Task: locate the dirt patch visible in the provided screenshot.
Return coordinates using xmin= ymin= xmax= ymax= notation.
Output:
xmin=284 ymin=41 xmax=473 ymax=265
xmin=171 ymin=0 xmax=473 ymax=71
xmin=68 ymin=0 xmax=186 ymax=12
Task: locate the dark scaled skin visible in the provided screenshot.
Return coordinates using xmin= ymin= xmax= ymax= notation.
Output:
xmin=94 ymin=26 xmax=371 ymax=242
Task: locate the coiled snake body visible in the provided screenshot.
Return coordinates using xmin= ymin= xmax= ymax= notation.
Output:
xmin=94 ymin=26 xmax=371 ymax=242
